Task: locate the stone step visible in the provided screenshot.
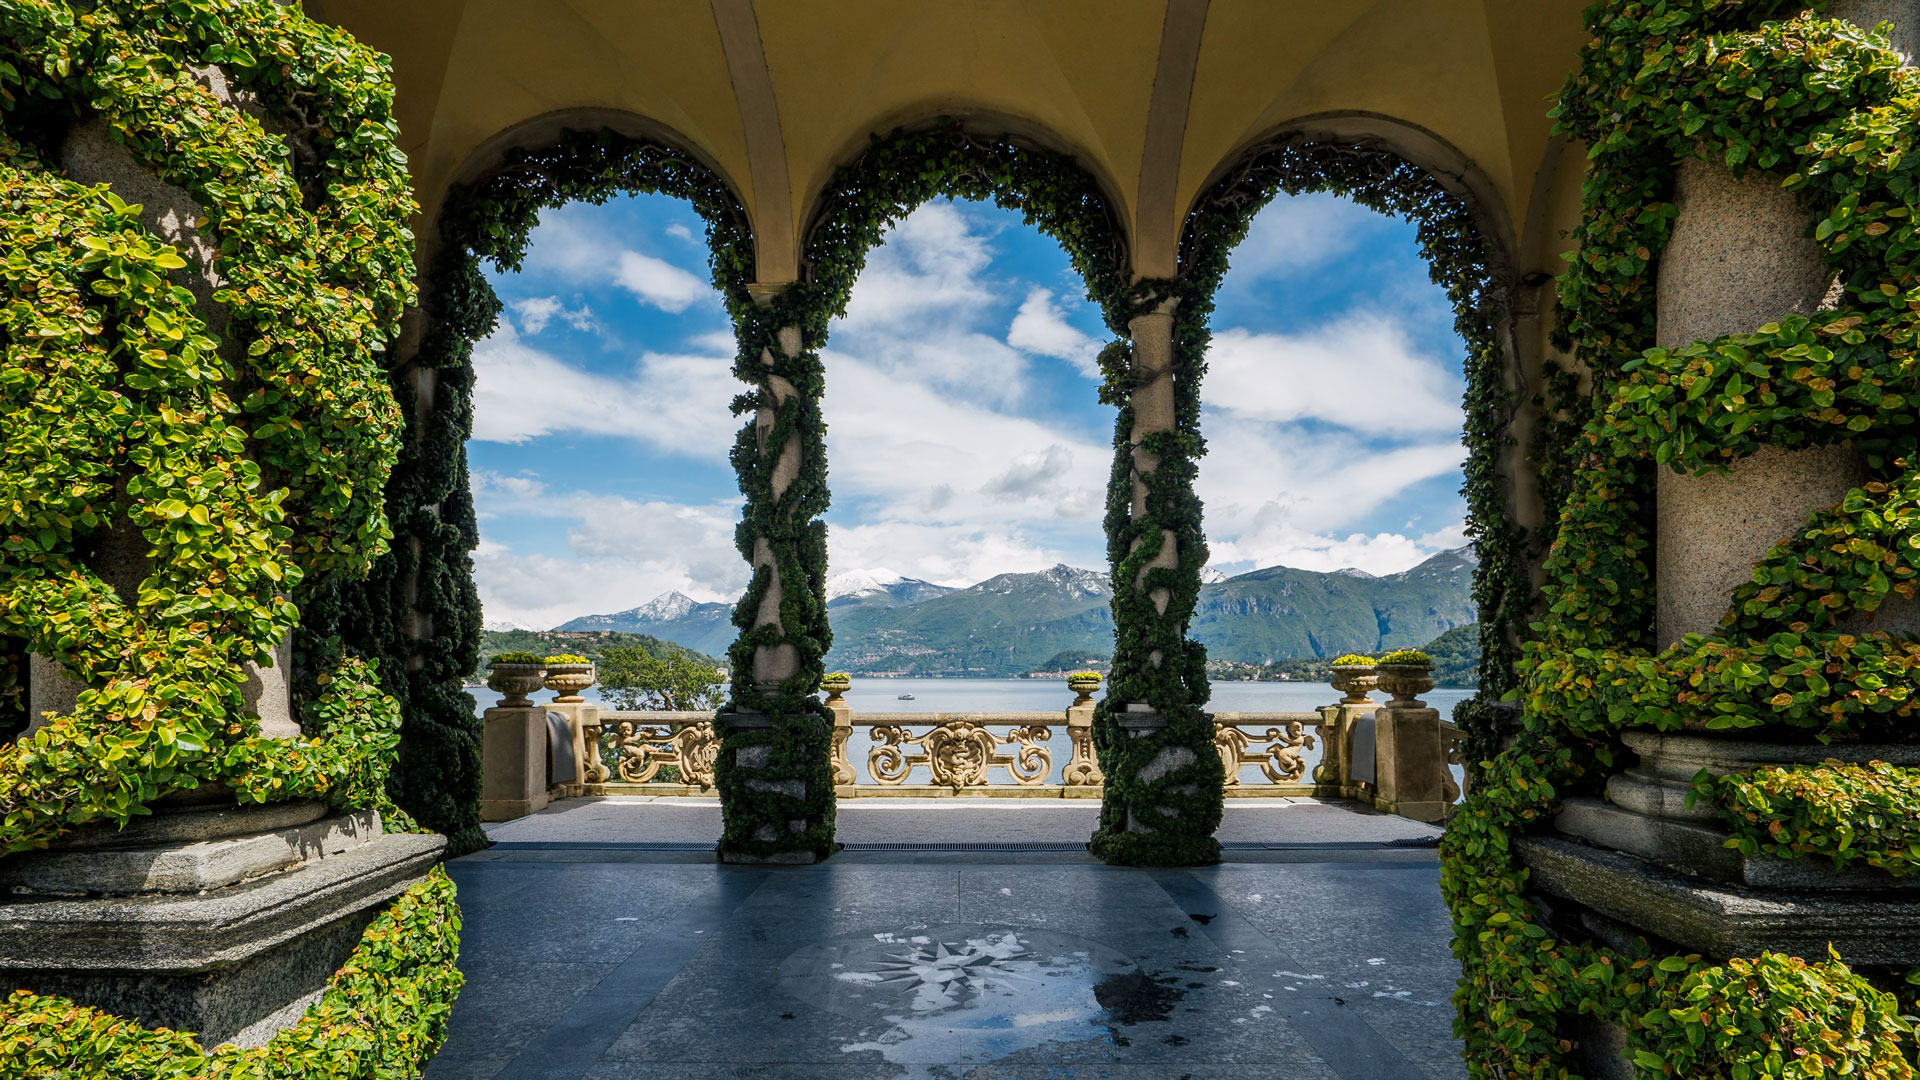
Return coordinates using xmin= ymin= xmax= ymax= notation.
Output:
xmin=0 ymin=829 xmax=445 ymax=971
xmin=0 ymin=809 xmax=381 ymax=897
xmin=1553 ymin=797 xmax=1915 ymax=890
xmin=0 ymin=829 xmax=445 ymax=1048
xmin=52 ymin=798 xmax=328 ymax=851
xmin=1515 ymin=834 xmax=1920 ymax=965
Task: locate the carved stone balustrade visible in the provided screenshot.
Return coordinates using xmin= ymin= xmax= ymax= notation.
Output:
xmin=524 ymin=682 xmax=1463 ymax=824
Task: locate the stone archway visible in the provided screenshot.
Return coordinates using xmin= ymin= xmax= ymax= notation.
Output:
xmin=351 ymin=114 xmax=758 ymax=854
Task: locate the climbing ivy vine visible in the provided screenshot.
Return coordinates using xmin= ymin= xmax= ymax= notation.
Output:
xmin=1178 ymin=134 xmax=1528 ymax=800
xmin=720 ymin=122 xmax=1136 ymax=861
xmin=339 ymin=129 xmax=752 ymax=856
xmin=0 ymin=0 xmax=455 ymax=1070
xmin=1446 ymin=2 xmax=1920 ymax=1076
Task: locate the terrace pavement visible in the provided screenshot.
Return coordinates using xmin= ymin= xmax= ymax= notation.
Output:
xmin=427 ymin=797 xmax=1466 ymax=1079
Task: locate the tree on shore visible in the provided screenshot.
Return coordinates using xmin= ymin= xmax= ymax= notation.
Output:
xmin=600 ymin=647 xmax=725 ymax=711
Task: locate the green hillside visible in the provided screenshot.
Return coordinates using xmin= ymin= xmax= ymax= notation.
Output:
xmin=471 ymin=629 xmax=721 ymax=680
xmin=823 ymin=565 xmax=1112 ymax=676
xmin=1189 ymin=548 xmax=1476 ymax=662
xmin=1421 ymin=622 xmax=1480 ymax=687
xmin=540 ymin=550 xmax=1476 ymax=679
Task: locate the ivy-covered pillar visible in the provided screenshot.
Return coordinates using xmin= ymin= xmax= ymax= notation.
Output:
xmin=715 ymin=283 xmax=836 ymax=865
xmin=1088 ymin=298 xmax=1224 ymax=866
xmin=1482 ymin=3 xmax=1920 ymax=1075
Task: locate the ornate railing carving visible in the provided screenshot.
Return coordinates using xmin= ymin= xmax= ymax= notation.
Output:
xmin=563 ymin=688 xmax=1461 ymax=816
xmin=591 ymin=712 xmax=720 ymax=789
xmin=863 ymin=715 xmax=1052 ymax=788
xmin=1440 ymin=718 xmax=1466 ymax=803
xmin=1212 ymin=713 xmax=1318 ymax=785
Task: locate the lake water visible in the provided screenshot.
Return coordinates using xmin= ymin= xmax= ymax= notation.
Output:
xmin=472 ymin=677 xmax=1474 ymax=788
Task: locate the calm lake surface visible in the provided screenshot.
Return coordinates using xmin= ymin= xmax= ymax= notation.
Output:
xmin=473 ymin=677 xmax=1473 ymax=788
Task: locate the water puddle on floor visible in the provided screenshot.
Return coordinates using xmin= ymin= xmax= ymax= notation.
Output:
xmin=776 ymin=923 xmax=1179 ymax=1072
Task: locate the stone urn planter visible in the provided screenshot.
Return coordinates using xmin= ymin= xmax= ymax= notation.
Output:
xmin=486 ymin=657 xmax=547 ymax=707
xmin=1066 ymin=671 xmax=1102 ymax=706
xmin=820 ymin=672 xmax=851 ymax=705
xmin=1328 ymin=661 xmax=1378 ymax=705
xmin=543 ymin=656 xmax=595 ymax=703
xmin=1375 ymin=657 xmax=1434 ymax=709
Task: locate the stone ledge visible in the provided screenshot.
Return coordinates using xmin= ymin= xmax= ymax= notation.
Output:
xmin=1620 ymin=731 xmax=1920 ymax=779
xmin=0 ymin=831 xmax=445 ymax=971
xmin=52 ymin=799 xmax=328 ymax=851
xmin=0 ymin=810 xmax=382 ymax=897
xmin=1553 ymin=797 xmax=1914 ymax=891
xmin=1514 ymin=834 xmax=1920 ymax=964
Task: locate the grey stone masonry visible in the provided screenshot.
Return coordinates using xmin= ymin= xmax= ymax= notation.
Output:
xmin=0 ymin=809 xmax=383 ymax=896
xmin=1516 ymin=834 xmax=1920 ymax=964
xmin=54 ymin=797 xmax=328 ymax=851
xmin=1554 ymin=797 xmax=1917 ymax=890
xmin=0 ymin=828 xmax=443 ymax=1047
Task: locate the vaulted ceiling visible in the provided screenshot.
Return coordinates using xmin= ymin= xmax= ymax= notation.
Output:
xmin=305 ymin=0 xmax=1591 ymax=282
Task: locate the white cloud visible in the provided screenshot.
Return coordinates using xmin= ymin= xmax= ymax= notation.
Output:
xmin=615 ymin=250 xmax=708 ymax=313
xmin=1008 ymin=288 xmax=1102 ymax=378
xmin=510 ymin=296 xmax=596 ymax=335
xmin=826 ymin=520 xmax=1074 ymax=589
xmin=820 ymin=351 xmax=1108 ymax=527
xmin=665 ymin=222 xmax=695 ymax=243
xmin=1202 ymin=317 xmax=1462 ymax=434
xmin=1195 ymin=406 xmax=1466 ymax=575
xmin=1205 ymin=524 xmax=1464 ymax=578
xmin=471 ymin=469 xmax=547 ymax=501
xmin=836 ymin=203 xmax=994 ymax=331
xmin=469 ymin=484 xmax=749 ymax=628
xmin=516 ymin=203 xmax=714 ymax=314
xmin=1225 ymin=192 xmax=1385 ymax=280
xmin=468 ymin=320 xmax=740 ymax=454
xmin=981 ymin=443 xmax=1077 ymax=503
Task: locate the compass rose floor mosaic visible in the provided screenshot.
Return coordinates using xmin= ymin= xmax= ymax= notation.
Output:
xmin=428 ymin=799 xmax=1463 ymax=1079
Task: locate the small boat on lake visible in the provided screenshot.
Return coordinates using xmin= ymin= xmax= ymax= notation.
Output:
xmin=897 ymin=693 xmax=915 ymax=700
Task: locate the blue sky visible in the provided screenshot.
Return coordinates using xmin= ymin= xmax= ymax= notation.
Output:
xmin=467 ymin=192 xmax=1467 ymax=628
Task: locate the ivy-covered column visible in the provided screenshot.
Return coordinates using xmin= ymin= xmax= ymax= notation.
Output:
xmin=1452 ymin=4 xmax=1920 ymax=1075
xmin=1088 ymin=297 xmax=1224 ymax=866
xmin=715 ymin=283 xmax=836 ymax=864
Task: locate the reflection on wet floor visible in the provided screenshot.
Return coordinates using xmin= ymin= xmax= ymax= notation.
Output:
xmin=432 ymin=842 xmax=1465 ymax=1079
xmin=779 ymin=924 xmax=1142 ymax=1071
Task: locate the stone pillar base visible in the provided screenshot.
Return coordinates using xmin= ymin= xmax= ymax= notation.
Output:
xmin=1371 ymin=705 xmax=1447 ymax=823
xmin=481 ymin=705 xmax=551 ymax=822
xmin=719 ymin=849 xmax=826 ymax=865
xmin=0 ymin=800 xmax=444 ymax=1047
xmin=1313 ymin=701 xmax=1375 ymax=798
xmin=543 ymin=701 xmax=602 ymax=788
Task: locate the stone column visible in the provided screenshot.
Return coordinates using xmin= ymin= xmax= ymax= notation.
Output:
xmin=1062 ymin=698 xmax=1103 ymax=796
xmin=1527 ymin=9 xmax=1920 ymax=1074
xmin=22 ymin=118 xmax=296 ymax=742
xmin=825 ymin=685 xmax=856 ymax=792
xmin=715 ymin=283 xmax=835 ymax=864
xmin=544 ymin=700 xmax=603 ymax=790
xmin=1653 ymin=155 xmax=1856 ymax=644
xmin=479 ymin=704 xmax=552 ymax=822
xmin=1370 ymin=703 xmax=1448 ymax=823
xmin=1090 ymin=304 xmax=1225 ymax=864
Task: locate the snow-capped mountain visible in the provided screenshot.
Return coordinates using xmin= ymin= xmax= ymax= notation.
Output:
xmin=545 ymin=548 xmax=1476 ymax=676
xmin=824 ymin=568 xmax=954 ymax=608
xmin=555 ymin=592 xmax=736 ymax=656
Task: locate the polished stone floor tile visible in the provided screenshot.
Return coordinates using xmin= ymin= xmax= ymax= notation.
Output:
xmin=430 ymin=808 xmax=1466 ymax=1080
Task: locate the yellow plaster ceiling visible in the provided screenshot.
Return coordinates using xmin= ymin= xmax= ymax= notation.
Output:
xmin=304 ymin=0 xmax=1592 ymax=281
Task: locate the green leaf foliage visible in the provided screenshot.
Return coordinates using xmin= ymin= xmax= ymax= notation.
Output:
xmin=0 ymin=1 xmax=456 ymax=1070
xmin=600 ymin=647 xmax=724 ymax=712
xmin=1448 ymin=4 xmax=1920 ymax=1077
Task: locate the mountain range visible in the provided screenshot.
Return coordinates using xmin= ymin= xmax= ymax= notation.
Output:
xmin=549 ymin=549 xmax=1477 ymax=677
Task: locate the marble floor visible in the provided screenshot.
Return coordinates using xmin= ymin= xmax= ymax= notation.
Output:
xmin=427 ymin=800 xmax=1465 ymax=1080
